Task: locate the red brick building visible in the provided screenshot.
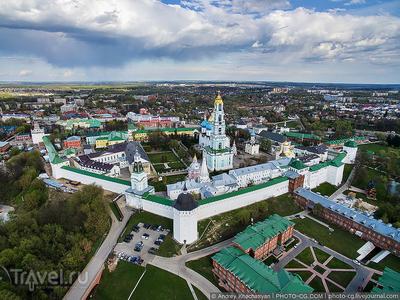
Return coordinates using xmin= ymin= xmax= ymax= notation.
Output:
xmin=294 ymin=188 xmax=400 ymax=256
xmin=63 ymin=136 xmax=81 ymax=149
xmin=232 ymin=214 xmax=294 ymax=260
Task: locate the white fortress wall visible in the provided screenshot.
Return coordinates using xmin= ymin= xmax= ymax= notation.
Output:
xmin=196 ymin=179 xmax=289 ymax=220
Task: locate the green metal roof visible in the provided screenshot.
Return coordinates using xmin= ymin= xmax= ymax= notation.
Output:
xmin=233 ymin=214 xmax=294 ymax=251
xmin=61 ymin=166 xmax=131 ymax=186
xmin=42 ymin=136 xmax=66 ymax=164
xmin=284 ymin=132 xmax=321 ymax=141
xmin=372 ymin=267 xmax=400 ymax=293
xmin=143 ymin=193 xmax=174 ymax=206
xmin=309 ymin=161 xmax=330 ymax=172
xmin=344 ymin=140 xmax=358 ymax=148
xmin=212 ymin=247 xmax=313 ymax=293
xmin=330 ymin=152 xmax=346 ymax=167
xmin=289 ymin=159 xmax=307 ymax=170
xmin=198 ymin=176 xmax=289 ymax=206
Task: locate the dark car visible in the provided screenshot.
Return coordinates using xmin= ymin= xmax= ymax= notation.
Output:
xmin=154 ymin=240 xmax=162 ymax=246
xmin=150 ymin=224 xmax=158 ymax=231
xmin=143 ymin=223 xmax=151 ymax=229
xmin=133 ymin=225 xmax=140 ymax=232
xmin=158 ymin=234 xmax=165 ymax=241
xmin=148 ymin=247 xmax=157 ymax=254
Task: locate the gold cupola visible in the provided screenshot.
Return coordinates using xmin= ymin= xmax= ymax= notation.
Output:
xmin=214 ymin=91 xmax=223 ymax=105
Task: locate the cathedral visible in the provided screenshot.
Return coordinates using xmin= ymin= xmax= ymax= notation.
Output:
xmin=199 ymin=92 xmax=234 ymax=171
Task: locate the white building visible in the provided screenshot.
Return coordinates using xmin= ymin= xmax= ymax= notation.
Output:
xmin=244 ymin=130 xmax=259 ymax=155
xmin=342 ymin=140 xmax=358 ymax=164
xmin=31 ymin=123 xmax=47 ymax=145
xmin=202 ymin=92 xmax=234 ymax=171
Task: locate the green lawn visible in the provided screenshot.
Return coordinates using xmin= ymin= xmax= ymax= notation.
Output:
xmin=358 ymin=143 xmax=400 ymax=154
xmin=367 ymin=254 xmax=400 ymax=273
xmin=148 ymin=152 xmax=178 ymax=164
xmin=325 ymin=257 xmax=353 ymax=270
xmin=149 ymin=174 xmax=187 ymax=192
xmin=363 ymin=281 xmax=376 ymax=292
xmin=327 ymin=271 xmax=356 ymax=288
xmin=308 ymin=276 xmax=325 ymax=292
xmin=109 ymin=202 xmax=123 ymax=221
xmin=326 ymin=280 xmax=344 ymax=292
xmin=314 ymin=265 xmax=326 ymax=275
xmin=291 ymin=271 xmax=313 ymax=282
xmin=313 ymin=247 xmax=331 ymax=264
xmin=94 ymin=262 xmax=195 ymax=300
xmin=186 ymin=255 xmax=220 ymax=288
xmin=193 ymin=286 xmax=208 ymax=300
xmin=293 ymin=217 xmax=365 ymax=259
xmin=92 ymin=261 xmax=144 ymax=299
xmin=192 ymin=193 xmax=302 ymax=251
xmin=285 ymin=259 xmax=306 ymax=269
xmin=296 ymin=247 xmax=314 ymax=265
xmin=133 ymin=265 xmax=193 ymax=300
xmin=312 ymin=182 xmax=337 ymax=196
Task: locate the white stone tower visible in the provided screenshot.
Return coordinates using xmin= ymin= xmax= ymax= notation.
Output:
xmin=173 ymin=183 xmax=198 ymax=244
xmin=203 ymin=92 xmax=234 ymax=171
xmin=130 ymin=149 xmax=148 ymax=192
xmin=343 ymin=140 xmax=358 ymax=164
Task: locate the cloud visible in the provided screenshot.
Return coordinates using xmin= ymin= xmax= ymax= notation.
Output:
xmin=0 ymin=0 xmax=398 ymax=71
xmin=345 ymin=0 xmax=366 ymax=6
xmin=18 ymin=69 xmax=33 ymax=76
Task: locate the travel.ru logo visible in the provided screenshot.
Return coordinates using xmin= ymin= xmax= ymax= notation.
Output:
xmin=0 ymin=265 xmax=88 ymax=291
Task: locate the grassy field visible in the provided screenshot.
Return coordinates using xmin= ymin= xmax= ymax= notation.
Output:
xmin=293 ymin=217 xmax=365 ymax=259
xmin=314 ymin=265 xmax=326 ymax=275
xmin=285 ymin=259 xmax=306 ymax=269
xmin=313 ymin=247 xmax=331 ymax=264
xmin=148 ymin=151 xmax=186 ymax=173
xmin=327 ymin=271 xmax=356 ymax=288
xmin=291 ymin=271 xmax=313 ymax=282
xmin=312 ymin=182 xmax=337 ymax=196
xmin=309 ymin=276 xmax=325 ymax=292
xmin=93 ymin=262 xmax=194 ymax=300
xmin=186 ymin=255 xmax=220 ymax=288
xmin=118 ymin=211 xmax=180 ymax=257
xmin=326 ymin=280 xmax=344 ymax=292
xmin=191 ymin=193 xmax=302 ymax=251
xmin=149 ymin=174 xmax=187 ymax=192
xmin=295 ymin=247 xmax=314 ymax=265
xmin=325 ymin=257 xmax=353 ymax=269
xmin=358 ymin=143 xmax=400 ymax=154
xmin=93 ymin=261 xmax=144 ymax=299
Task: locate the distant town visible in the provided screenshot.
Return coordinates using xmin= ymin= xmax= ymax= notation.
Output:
xmin=0 ymin=82 xmax=399 ymax=299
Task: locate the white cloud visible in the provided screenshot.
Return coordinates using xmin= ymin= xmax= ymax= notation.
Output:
xmin=18 ymin=69 xmax=33 ymax=76
xmin=345 ymin=0 xmax=366 ymax=6
xmin=0 ymin=1 xmax=398 ymax=82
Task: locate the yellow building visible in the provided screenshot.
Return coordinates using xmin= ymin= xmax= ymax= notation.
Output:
xmin=132 ymin=127 xmax=198 ymax=142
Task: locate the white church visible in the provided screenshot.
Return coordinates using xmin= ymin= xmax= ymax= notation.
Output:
xmin=199 ymin=92 xmax=234 ymax=171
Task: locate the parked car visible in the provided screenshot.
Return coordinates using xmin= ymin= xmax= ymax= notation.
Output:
xmin=142 ymin=233 xmax=150 ymax=240
xmin=143 ymin=223 xmax=151 ymax=229
xmin=158 ymin=234 xmax=165 ymax=241
xmin=150 ymin=224 xmax=158 ymax=231
xmin=133 ymin=225 xmax=140 ymax=232
xmin=156 ymin=225 xmax=163 ymax=232
xmin=154 ymin=240 xmax=162 ymax=246
xmin=148 ymin=247 xmax=157 ymax=254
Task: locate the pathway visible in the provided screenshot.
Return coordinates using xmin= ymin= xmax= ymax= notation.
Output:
xmin=274 ymin=231 xmax=372 ymax=293
xmin=330 ymin=166 xmax=356 ymax=200
xmin=64 ymin=202 xmax=134 ymax=300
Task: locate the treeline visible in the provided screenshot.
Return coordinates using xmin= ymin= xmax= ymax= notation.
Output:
xmin=0 ymin=152 xmax=109 ymax=299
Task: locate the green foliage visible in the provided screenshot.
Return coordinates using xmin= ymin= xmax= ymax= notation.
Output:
xmin=0 ymin=154 xmax=109 ymax=300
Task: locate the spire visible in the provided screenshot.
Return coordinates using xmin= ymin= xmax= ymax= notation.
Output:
xmin=193 ymin=154 xmax=197 ymax=163
xmin=183 ymin=181 xmax=188 ymax=193
xmin=199 ymin=154 xmax=210 ymax=182
xmin=214 ymin=91 xmax=223 ymax=105
xmin=134 ymin=148 xmax=141 ymax=162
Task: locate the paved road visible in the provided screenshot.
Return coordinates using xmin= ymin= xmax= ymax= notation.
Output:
xmin=330 ymin=166 xmax=356 ymax=200
xmin=64 ymin=203 xmax=133 ymax=300
xmin=274 ymin=231 xmax=372 ymax=292
xmin=148 ymin=238 xmax=234 ymax=299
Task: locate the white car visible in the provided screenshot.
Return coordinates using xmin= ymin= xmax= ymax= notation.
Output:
xmin=142 ymin=233 xmax=150 ymax=240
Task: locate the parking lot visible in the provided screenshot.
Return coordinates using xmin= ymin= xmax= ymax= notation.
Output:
xmin=114 ymin=222 xmax=170 ymax=264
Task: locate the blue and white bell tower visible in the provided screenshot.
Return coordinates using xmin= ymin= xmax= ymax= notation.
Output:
xmin=203 ymin=92 xmax=234 ymax=171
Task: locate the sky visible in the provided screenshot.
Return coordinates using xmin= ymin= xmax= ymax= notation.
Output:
xmin=0 ymin=0 xmax=399 ymax=83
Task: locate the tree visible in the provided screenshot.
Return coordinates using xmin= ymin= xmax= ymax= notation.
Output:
xmin=237 ymin=209 xmax=251 ymax=225
xmin=260 ymin=139 xmax=272 ymax=153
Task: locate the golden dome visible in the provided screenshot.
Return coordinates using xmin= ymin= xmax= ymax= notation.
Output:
xmin=208 ymin=112 xmax=214 ymax=122
xmin=214 ymin=91 xmax=223 ymax=105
